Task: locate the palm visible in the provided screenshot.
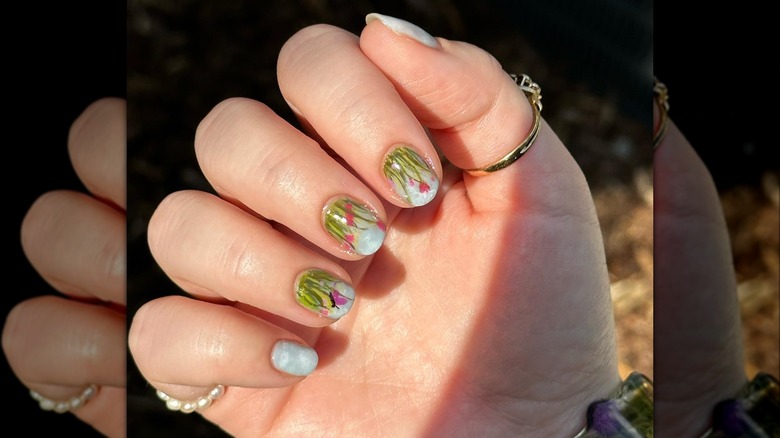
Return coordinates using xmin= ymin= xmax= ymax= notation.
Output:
xmin=204 ymin=134 xmax=620 ymax=437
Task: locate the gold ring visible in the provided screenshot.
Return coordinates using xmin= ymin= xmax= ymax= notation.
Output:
xmin=464 ymin=73 xmax=543 ymax=176
xmin=653 ymin=76 xmax=669 ymax=150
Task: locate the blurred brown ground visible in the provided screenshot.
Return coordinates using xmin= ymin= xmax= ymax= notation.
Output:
xmin=724 ymin=174 xmax=780 ymax=378
xmin=598 ymin=165 xmax=780 ymax=381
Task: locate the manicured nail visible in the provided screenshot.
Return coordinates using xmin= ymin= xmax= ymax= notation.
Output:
xmin=323 ymin=197 xmax=386 ymax=255
xmin=271 ymin=340 xmax=319 ymax=377
xmin=384 ymin=146 xmax=439 ymax=206
xmin=295 ymin=269 xmax=355 ymax=319
xmin=365 ymin=13 xmax=439 ymax=48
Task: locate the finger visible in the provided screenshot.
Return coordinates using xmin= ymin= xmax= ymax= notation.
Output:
xmin=2 ymin=296 xmax=125 ymax=387
xmin=148 ymin=190 xmax=356 ymax=324
xmin=71 ymin=386 xmax=125 ymax=438
xmin=29 ymin=385 xmax=126 ymax=438
xmin=129 ymin=296 xmax=319 ymax=401
xmin=195 ymin=98 xmax=387 ymax=258
xmin=68 ymin=97 xmax=126 ymax=210
xmin=653 ymin=118 xmax=747 ymax=435
xmin=278 ymin=24 xmax=442 ymax=208
xmin=1 ymin=296 xmax=126 ymax=436
xmin=360 ymin=14 xmax=586 ymax=214
xmin=20 ymin=190 xmax=126 ymax=305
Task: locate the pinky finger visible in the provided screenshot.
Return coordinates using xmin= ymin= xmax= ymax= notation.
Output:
xmin=1 ymin=296 xmax=126 ymax=437
xmin=129 ymin=296 xmax=319 ymax=404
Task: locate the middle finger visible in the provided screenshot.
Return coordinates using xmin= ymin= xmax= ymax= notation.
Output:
xmin=195 ymin=98 xmax=388 ymax=259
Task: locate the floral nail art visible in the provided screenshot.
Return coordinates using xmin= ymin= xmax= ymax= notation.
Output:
xmin=323 ymin=197 xmax=386 ymax=255
xmin=295 ymin=269 xmax=355 ymax=319
xmin=384 ymin=146 xmax=439 ymax=206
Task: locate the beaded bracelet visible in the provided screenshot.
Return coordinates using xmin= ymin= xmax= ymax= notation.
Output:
xmin=574 ymin=371 xmax=653 ymax=437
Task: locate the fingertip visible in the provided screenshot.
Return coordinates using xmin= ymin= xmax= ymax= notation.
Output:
xmin=270 ymin=340 xmax=319 ymax=377
xmin=67 ymin=97 xmax=127 ymax=210
xmin=363 ymin=13 xmax=439 ymax=49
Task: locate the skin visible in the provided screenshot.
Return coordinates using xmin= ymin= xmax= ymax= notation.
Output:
xmin=130 ymin=22 xmax=620 ymax=437
xmin=2 ymin=98 xmax=127 ymax=438
xmin=653 ymin=106 xmax=748 ymax=435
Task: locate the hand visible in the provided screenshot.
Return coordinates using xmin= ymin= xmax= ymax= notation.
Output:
xmin=130 ymin=16 xmax=620 ymax=437
xmin=653 ymin=103 xmax=748 ymax=435
xmin=2 ymin=98 xmax=127 ymax=437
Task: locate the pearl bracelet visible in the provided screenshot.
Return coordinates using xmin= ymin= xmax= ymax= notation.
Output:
xmin=156 ymin=384 xmax=226 ymax=414
xmin=30 ymin=384 xmax=99 ymax=413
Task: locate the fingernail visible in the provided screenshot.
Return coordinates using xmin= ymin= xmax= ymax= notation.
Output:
xmin=323 ymin=197 xmax=386 ymax=255
xmin=271 ymin=340 xmax=319 ymax=377
xmin=366 ymin=13 xmax=439 ymax=48
xmin=295 ymin=269 xmax=355 ymax=319
xmin=384 ymin=146 xmax=439 ymax=206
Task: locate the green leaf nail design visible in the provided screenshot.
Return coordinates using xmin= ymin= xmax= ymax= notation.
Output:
xmin=323 ymin=197 xmax=386 ymax=255
xmin=384 ymin=146 xmax=439 ymax=206
xmin=295 ymin=269 xmax=355 ymax=319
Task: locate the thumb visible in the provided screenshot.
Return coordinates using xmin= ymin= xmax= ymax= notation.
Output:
xmin=360 ymin=14 xmax=589 ymax=214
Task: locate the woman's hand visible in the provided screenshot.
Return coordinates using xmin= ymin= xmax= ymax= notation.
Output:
xmin=2 ymin=98 xmax=127 ymax=437
xmin=130 ymin=16 xmax=619 ymax=437
xmin=654 ymin=107 xmax=748 ymax=435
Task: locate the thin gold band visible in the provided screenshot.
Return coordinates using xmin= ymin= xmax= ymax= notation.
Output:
xmin=464 ymin=73 xmax=543 ymax=176
xmin=653 ymin=77 xmax=669 ymax=150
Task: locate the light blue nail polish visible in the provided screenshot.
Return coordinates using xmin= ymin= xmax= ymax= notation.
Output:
xmin=366 ymin=13 xmax=439 ymax=49
xmin=271 ymin=340 xmax=319 ymax=376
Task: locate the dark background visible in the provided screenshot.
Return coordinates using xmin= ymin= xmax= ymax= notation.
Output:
xmin=128 ymin=0 xmax=651 ymax=436
xmin=654 ymin=2 xmax=774 ymax=191
xmin=654 ymin=0 xmax=779 ymax=383
xmin=2 ymin=2 xmax=125 ymax=436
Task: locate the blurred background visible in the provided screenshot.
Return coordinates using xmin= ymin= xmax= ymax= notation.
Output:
xmin=128 ymin=0 xmax=652 ymax=435
xmin=3 ymin=2 xmax=125 ymax=436
xmin=655 ymin=1 xmax=778 ymax=383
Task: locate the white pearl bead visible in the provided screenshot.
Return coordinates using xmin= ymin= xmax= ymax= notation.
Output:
xmin=70 ymin=397 xmax=84 ymax=409
xmin=181 ymin=402 xmax=197 ymax=414
xmin=196 ymin=396 xmax=212 ymax=410
xmin=54 ymin=402 xmax=70 ymax=413
xmin=209 ymin=385 xmax=225 ymax=399
xmin=39 ymin=399 xmax=55 ymax=411
xmin=83 ymin=385 xmax=97 ymax=399
xmin=166 ymin=398 xmax=182 ymax=411
xmin=156 ymin=390 xmax=170 ymax=401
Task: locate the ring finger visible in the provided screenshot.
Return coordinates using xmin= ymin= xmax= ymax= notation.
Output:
xmin=148 ymin=190 xmax=358 ymax=325
xmin=20 ymin=190 xmax=125 ymax=305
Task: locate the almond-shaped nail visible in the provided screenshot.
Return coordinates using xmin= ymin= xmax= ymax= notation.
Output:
xmin=323 ymin=197 xmax=386 ymax=255
xmin=271 ymin=340 xmax=318 ymax=376
xmin=366 ymin=13 xmax=439 ymax=48
xmin=295 ymin=269 xmax=355 ymax=319
xmin=384 ymin=145 xmax=439 ymax=206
